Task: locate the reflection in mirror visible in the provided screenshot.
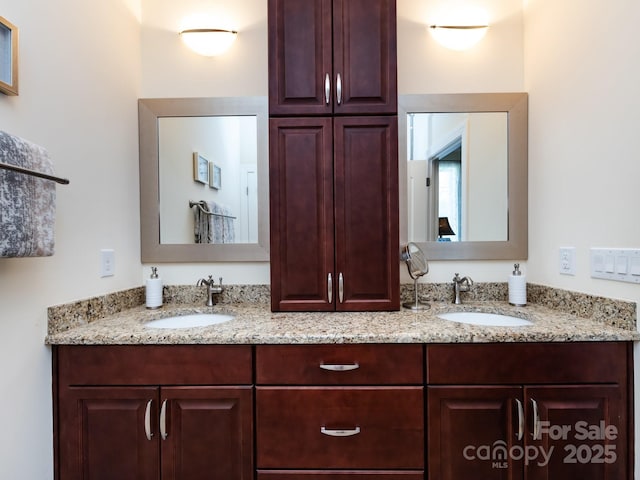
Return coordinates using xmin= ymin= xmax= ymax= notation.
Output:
xmin=158 ymin=115 xmax=258 ymax=244
xmin=407 ymin=112 xmax=508 ymax=243
xmin=399 ymin=93 xmax=528 ymax=260
xmin=139 ymin=97 xmax=269 ymax=262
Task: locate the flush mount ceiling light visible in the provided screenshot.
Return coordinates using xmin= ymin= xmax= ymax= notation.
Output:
xmin=429 ymin=24 xmax=489 ymax=51
xmin=179 ymin=28 xmax=238 ymax=57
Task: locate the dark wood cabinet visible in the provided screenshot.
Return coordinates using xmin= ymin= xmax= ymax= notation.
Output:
xmin=255 ymin=344 xmax=424 ymax=477
xmin=54 ymin=346 xmax=253 ymax=480
xmin=426 ymin=342 xmax=631 ymax=480
xmin=269 ymin=116 xmax=399 ymax=311
xmin=268 ymin=0 xmax=397 ymax=116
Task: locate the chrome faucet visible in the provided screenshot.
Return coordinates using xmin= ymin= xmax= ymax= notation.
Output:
xmin=452 ymin=273 xmax=474 ymax=304
xmin=197 ymin=275 xmax=224 ymax=306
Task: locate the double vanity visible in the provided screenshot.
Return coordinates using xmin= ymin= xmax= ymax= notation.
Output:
xmin=48 ymin=287 xmax=637 ymax=480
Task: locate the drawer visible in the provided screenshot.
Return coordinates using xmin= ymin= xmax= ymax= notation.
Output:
xmin=256 ymin=387 xmax=424 ymax=469
xmin=56 ymin=345 xmax=253 ymax=385
xmin=427 ymin=342 xmax=629 ymax=385
xmin=258 ymin=471 xmax=424 ymax=480
xmin=256 ymin=344 xmax=423 ymax=385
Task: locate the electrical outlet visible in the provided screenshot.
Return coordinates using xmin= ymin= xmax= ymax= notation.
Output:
xmin=100 ymin=249 xmax=115 ymax=277
xmin=559 ymin=247 xmax=576 ymax=275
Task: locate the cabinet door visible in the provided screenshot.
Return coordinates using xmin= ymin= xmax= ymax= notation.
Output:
xmin=58 ymin=386 xmax=160 ymax=480
xmin=334 ymin=116 xmax=399 ymax=311
xmin=333 ymin=0 xmax=397 ymax=115
xmin=428 ymin=386 xmax=524 ymax=480
xmin=268 ymin=0 xmax=333 ymax=116
xmin=160 ymin=387 xmax=253 ymax=480
xmin=269 ymin=117 xmax=335 ymax=311
xmin=525 ymin=385 xmax=626 ymax=480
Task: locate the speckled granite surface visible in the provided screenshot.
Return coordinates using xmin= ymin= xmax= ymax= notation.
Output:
xmin=46 ymin=283 xmax=638 ymax=345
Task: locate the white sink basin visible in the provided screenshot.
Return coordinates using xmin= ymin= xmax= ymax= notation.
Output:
xmin=145 ymin=313 xmax=234 ymax=329
xmin=438 ymin=311 xmax=532 ymax=327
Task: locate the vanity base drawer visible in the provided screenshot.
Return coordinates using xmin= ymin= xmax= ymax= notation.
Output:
xmin=258 ymin=471 xmax=424 ymax=480
xmin=256 ymin=387 xmax=424 ymax=469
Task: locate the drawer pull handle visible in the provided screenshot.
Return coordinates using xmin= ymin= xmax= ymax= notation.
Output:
xmin=324 ymin=73 xmax=331 ymax=105
xmin=319 ymin=363 xmax=359 ymax=372
xmin=144 ymin=399 xmax=153 ymax=441
xmin=531 ymin=398 xmax=540 ymax=440
xmin=321 ymin=426 xmax=361 ymax=437
xmin=515 ymin=398 xmax=524 ymax=441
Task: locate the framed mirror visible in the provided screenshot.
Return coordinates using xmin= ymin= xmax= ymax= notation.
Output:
xmin=139 ymin=96 xmax=269 ymax=262
xmin=399 ymin=93 xmax=528 ymax=260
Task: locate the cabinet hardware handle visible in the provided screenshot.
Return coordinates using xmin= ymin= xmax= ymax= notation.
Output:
xmin=321 ymin=426 xmax=361 ymax=437
xmin=160 ymin=399 xmax=168 ymax=440
xmin=515 ymin=398 xmax=524 ymax=441
xmin=338 ymin=273 xmax=344 ymax=303
xmin=531 ymin=398 xmax=540 ymax=440
xmin=144 ymin=400 xmax=153 ymax=441
xmin=328 ymin=273 xmax=333 ymax=303
xmin=325 ymin=73 xmax=331 ymax=105
xmin=319 ymin=363 xmax=359 ymax=371
xmin=336 ymin=73 xmax=342 ymax=105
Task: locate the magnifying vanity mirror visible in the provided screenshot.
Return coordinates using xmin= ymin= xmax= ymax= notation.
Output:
xmin=399 ymin=93 xmax=528 ymax=260
xmin=401 ymin=242 xmax=430 ymax=311
xmin=138 ymin=97 xmax=269 ymax=262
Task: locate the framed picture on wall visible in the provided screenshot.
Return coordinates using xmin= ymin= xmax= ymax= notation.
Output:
xmin=209 ymin=163 xmax=221 ymax=190
xmin=193 ymin=152 xmax=209 ymax=184
xmin=0 ymin=16 xmax=19 ymax=96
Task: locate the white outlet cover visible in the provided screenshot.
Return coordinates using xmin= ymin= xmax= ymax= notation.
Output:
xmin=100 ymin=249 xmax=115 ymax=277
xmin=559 ymin=247 xmax=576 ymax=275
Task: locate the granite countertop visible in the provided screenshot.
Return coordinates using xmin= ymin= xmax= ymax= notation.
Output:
xmin=45 ymin=300 xmax=639 ymax=345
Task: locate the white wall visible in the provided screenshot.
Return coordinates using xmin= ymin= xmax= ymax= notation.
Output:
xmin=0 ymin=0 xmax=142 ymax=477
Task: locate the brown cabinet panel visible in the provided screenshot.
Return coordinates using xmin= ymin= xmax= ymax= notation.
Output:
xmin=427 ymin=342 xmax=629 ymax=385
xmin=58 ymin=386 xmax=160 ymax=480
xmin=161 ymin=387 xmax=253 ymax=480
xmin=268 ymin=0 xmax=333 ymax=116
xmin=269 ymin=117 xmax=335 ymax=311
xmin=526 ymin=385 xmax=626 ymax=480
xmin=57 ymin=345 xmax=253 ymax=385
xmin=332 ymin=0 xmax=397 ymax=115
xmin=334 ymin=116 xmax=399 ymax=311
xmin=268 ymin=0 xmax=396 ymax=116
xmin=428 ymin=386 xmax=523 ymax=480
xmin=256 ymin=387 xmax=424 ymax=469
xmin=258 ymin=471 xmax=424 ymax=480
xmin=256 ymin=344 xmax=423 ymax=385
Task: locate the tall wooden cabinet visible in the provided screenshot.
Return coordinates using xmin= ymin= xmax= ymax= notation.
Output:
xmin=268 ymin=0 xmax=399 ymax=311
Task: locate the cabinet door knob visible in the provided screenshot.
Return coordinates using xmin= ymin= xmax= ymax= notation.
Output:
xmin=327 ymin=273 xmax=333 ymax=304
xmin=321 ymin=426 xmax=361 ymax=437
xmin=319 ymin=363 xmax=359 ymax=372
xmin=515 ymin=398 xmax=524 ymax=441
xmin=336 ymin=73 xmax=342 ymax=105
xmin=160 ymin=399 xmax=168 ymax=440
xmin=144 ymin=399 xmax=154 ymax=441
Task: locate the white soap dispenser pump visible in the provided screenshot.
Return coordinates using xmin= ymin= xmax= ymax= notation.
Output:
xmin=508 ymin=263 xmax=526 ymax=306
xmin=146 ymin=266 xmax=163 ymax=309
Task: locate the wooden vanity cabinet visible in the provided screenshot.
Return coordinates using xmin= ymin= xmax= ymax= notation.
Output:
xmin=53 ymin=345 xmax=253 ymax=480
xmin=269 ymin=116 xmax=399 ymax=312
xmin=255 ymin=344 xmax=424 ymax=479
xmin=426 ymin=342 xmax=631 ymax=480
xmin=268 ymin=0 xmax=397 ymax=116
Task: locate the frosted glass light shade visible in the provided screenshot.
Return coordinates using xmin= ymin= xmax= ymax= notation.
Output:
xmin=429 ymin=24 xmax=488 ymax=51
xmin=179 ymin=29 xmax=237 ymax=57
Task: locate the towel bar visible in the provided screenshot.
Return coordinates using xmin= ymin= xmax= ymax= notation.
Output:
xmin=189 ymin=200 xmax=236 ymax=219
xmin=0 ymin=161 xmax=70 ymax=185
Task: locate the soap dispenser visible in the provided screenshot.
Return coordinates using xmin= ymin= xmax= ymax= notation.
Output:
xmin=146 ymin=266 xmax=163 ymax=309
xmin=508 ymin=263 xmax=526 ymax=306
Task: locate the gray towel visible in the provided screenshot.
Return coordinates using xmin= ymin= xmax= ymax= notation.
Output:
xmin=0 ymin=130 xmax=56 ymax=257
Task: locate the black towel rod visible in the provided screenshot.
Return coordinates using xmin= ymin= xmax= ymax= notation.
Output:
xmin=0 ymin=161 xmax=70 ymax=185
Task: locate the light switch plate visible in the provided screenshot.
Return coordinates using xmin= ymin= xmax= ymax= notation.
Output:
xmin=590 ymin=248 xmax=640 ymax=284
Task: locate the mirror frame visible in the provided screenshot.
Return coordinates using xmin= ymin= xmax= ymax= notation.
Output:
xmin=139 ymin=96 xmax=269 ymax=262
xmin=399 ymin=92 xmax=528 ymax=260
